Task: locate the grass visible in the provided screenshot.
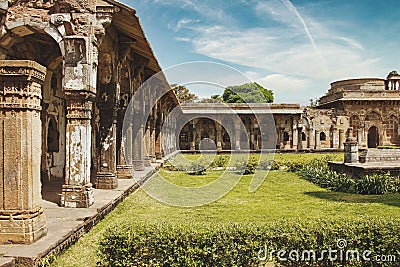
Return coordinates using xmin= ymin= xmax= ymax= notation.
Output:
xmin=49 ymin=152 xmax=399 ymax=267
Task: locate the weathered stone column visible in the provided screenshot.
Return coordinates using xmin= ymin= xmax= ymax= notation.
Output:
xmin=315 ymin=130 xmax=320 ymax=149
xmin=297 ymin=124 xmax=303 ymax=150
xmin=216 ymin=123 xmax=222 ymax=152
xmin=96 ymin=113 xmax=118 ymax=189
xmin=0 ymin=60 xmax=47 ymax=244
xmin=279 ymin=127 xmax=285 ymax=149
xmin=234 ymin=120 xmax=241 ymax=150
xmin=150 ymin=116 xmax=156 ymax=163
xmin=357 ymin=129 xmax=362 ymax=146
xmin=61 ymin=37 xmax=97 ymax=208
xmin=339 ymin=129 xmax=345 ymax=150
xmin=292 ymin=123 xmax=298 ymax=149
xmin=253 ymin=123 xmax=259 ymax=150
xmin=133 ymin=124 xmax=145 ymax=171
xmin=190 ymin=121 xmax=196 ymax=151
xmin=308 ymin=128 xmax=314 ymax=149
xmin=155 ymin=113 xmax=163 ymax=159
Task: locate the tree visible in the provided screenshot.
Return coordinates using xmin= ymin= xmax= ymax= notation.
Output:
xmin=171 ymin=84 xmax=198 ymax=103
xmin=198 ymin=94 xmax=223 ymax=103
xmin=222 ymin=82 xmax=274 ymax=103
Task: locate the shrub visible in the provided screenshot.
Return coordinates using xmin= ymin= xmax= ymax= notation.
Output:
xmin=98 ymin=219 xmax=400 ymax=267
xmin=210 ymin=155 xmax=230 ymax=168
xmin=236 ymin=156 xmax=259 ymax=175
xmin=355 ymin=173 xmax=392 ymax=195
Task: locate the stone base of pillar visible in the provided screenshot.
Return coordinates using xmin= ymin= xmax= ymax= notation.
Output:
xmin=133 ymin=160 xmax=145 ymax=171
xmin=61 ymin=184 xmax=94 ymax=208
xmin=96 ymin=172 xmax=118 ymax=189
xmin=155 ymin=152 xmax=162 ymax=160
xmin=117 ymin=165 xmax=133 ymax=179
xmin=144 ymin=157 xmax=152 ymax=167
xmin=0 ymin=207 xmax=47 ymax=244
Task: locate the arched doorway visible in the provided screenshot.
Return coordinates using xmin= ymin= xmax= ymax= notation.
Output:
xmin=368 ymin=126 xmax=379 ymax=148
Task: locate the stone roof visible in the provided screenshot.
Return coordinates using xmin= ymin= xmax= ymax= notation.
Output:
xmin=181 ymin=103 xmax=302 ymax=114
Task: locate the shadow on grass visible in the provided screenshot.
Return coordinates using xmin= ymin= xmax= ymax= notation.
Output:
xmin=305 ymin=191 xmax=400 ymax=208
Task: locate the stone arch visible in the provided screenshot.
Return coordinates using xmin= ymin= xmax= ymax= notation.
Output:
xmin=365 ymin=111 xmax=382 ymax=122
xmin=1 ymin=23 xmax=64 ymax=57
xmin=387 ymin=114 xmax=399 ymax=144
xmin=368 ymin=126 xmax=379 ymax=148
xmin=320 ymin=132 xmax=327 ymax=141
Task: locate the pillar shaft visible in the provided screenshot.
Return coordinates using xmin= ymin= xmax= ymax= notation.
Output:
xmin=0 ymin=60 xmax=47 ymax=244
xmin=61 ymin=37 xmax=97 ymax=208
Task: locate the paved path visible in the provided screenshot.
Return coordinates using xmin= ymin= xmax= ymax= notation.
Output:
xmin=0 ymin=166 xmax=158 ymax=267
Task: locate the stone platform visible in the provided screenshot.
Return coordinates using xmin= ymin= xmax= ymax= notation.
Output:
xmin=329 ymin=161 xmax=400 ymax=177
xmin=0 ymin=166 xmax=158 ymax=267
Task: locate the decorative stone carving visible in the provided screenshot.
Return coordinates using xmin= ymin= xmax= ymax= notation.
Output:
xmin=0 ymin=60 xmax=47 ymax=244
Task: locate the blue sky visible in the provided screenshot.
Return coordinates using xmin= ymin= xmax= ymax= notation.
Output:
xmin=120 ymin=0 xmax=400 ymax=105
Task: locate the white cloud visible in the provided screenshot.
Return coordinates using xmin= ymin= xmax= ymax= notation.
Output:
xmin=171 ymin=0 xmax=385 ymax=104
xmin=257 ymin=74 xmax=318 ymax=104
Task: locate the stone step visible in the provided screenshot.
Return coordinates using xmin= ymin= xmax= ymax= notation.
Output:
xmin=0 ymin=257 xmax=14 ymax=267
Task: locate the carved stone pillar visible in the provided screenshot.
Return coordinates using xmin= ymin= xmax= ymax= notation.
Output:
xmin=155 ymin=112 xmax=163 ymax=159
xmin=96 ymin=111 xmax=118 ymax=189
xmin=339 ymin=129 xmax=345 ymax=150
xmin=253 ymin=123 xmax=259 ymax=150
xmin=144 ymin=121 xmax=152 ymax=166
xmin=234 ymin=120 xmax=241 ymax=150
xmin=61 ymin=94 xmax=94 ymax=207
xmin=292 ymin=124 xmax=298 ymax=149
xmin=216 ymin=123 xmax=222 ymax=152
xmin=0 ymin=60 xmax=47 ymax=244
xmin=315 ymin=130 xmax=320 ymax=149
xmin=279 ymin=127 xmax=285 ymax=149
xmin=133 ymin=124 xmax=145 ymax=171
xmin=331 ymin=127 xmax=338 ymax=149
xmin=150 ymin=117 xmax=156 ymax=163
xmin=61 ymin=37 xmax=97 ymax=208
xmin=190 ymin=121 xmax=196 ymax=151
xmin=297 ymin=124 xmax=303 ymax=150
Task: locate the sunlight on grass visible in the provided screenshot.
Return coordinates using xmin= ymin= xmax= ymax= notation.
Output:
xmin=50 ymin=152 xmax=398 ymax=267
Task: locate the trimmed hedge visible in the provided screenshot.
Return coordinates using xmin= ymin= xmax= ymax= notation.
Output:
xmin=98 ymin=219 xmax=400 ymax=267
xmin=296 ymin=158 xmax=400 ymax=195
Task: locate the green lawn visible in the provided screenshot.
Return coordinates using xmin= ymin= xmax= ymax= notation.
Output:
xmin=50 ymin=153 xmax=399 ymax=267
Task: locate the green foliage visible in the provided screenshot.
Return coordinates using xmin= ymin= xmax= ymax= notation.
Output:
xmin=222 ymin=82 xmax=274 ymax=103
xmin=98 ymin=219 xmax=400 ymax=267
xmin=210 ymin=155 xmax=230 ymax=168
xmin=198 ymin=94 xmax=223 ymax=103
xmin=171 ymin=84 xmax=198 ymax=103
xmin=236 ymin=156 xmax=259 ymax=174
xmin=297 ymin=160 xmax=400 ymax=195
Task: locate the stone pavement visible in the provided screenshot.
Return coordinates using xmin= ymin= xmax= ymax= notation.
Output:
xmin=0 ymin=166 xmax=158 ymax=267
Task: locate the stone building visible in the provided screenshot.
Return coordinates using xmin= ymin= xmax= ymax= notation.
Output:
xmin=0 ymin=0 xmax=178 ymax=244
xmin=179 ymin=72 xmax=400 ymax=151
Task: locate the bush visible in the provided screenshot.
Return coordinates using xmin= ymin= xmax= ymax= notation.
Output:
xmin=98 ymin=219 xmax=400 ymax=267
xmin=210 ymin=155 xmax=230 ymax=168
xmin=236 ymin=156 xmax=259 ymax=175
xmin=297 ymin=159 xmax=400 ymax=195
